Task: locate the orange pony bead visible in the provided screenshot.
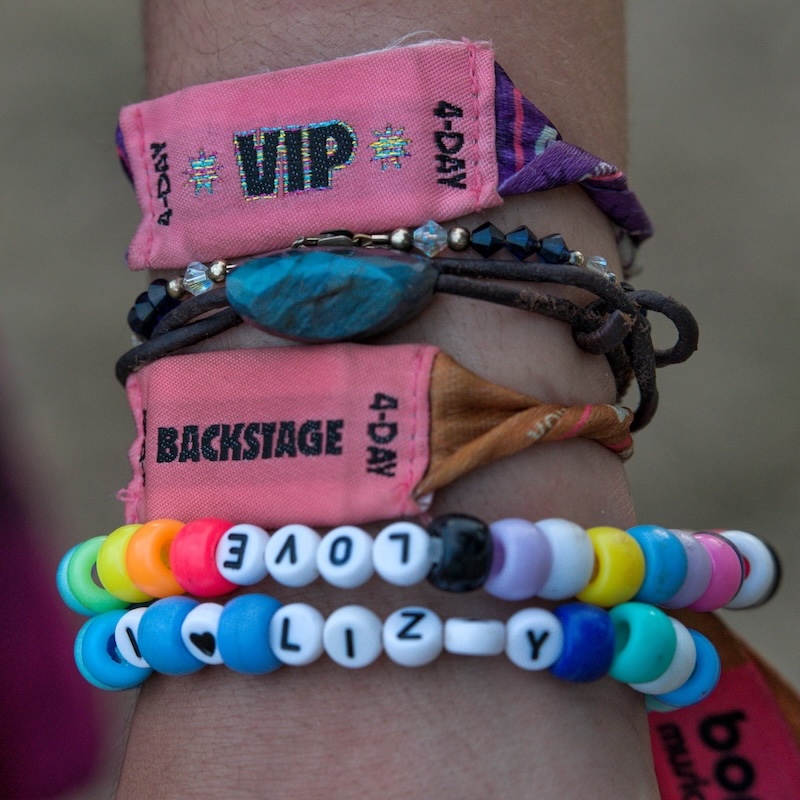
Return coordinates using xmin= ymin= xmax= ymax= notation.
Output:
xmin=125 ymin=518 xmax=185 ymax=597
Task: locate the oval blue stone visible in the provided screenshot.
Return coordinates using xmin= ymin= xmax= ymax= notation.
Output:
xmin=226 ymin=248 xmax=438 ymax=342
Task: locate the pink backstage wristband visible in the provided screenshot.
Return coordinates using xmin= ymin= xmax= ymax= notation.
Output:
xmin=119 ymin=344 xmax=634 ymax=529
xmin=117 ymin=39 xmax=652 ymax=271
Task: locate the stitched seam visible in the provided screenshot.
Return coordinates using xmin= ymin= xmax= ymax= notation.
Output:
xmin=404 ymin=345 xmax=427 ymax=514
xmin=466 ymin=40 xmax=484 ymax=210
xmin=134 ymin=107 xmax=156 ymax=267
xmin=123 ymin=375 xmax=145 ymax=522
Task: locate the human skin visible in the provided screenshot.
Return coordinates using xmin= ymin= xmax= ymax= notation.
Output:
xmin=115 ymin=2 xmax=659 ymax=797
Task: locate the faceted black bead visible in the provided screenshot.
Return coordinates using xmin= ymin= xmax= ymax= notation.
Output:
xmin=427 ymin=514 xmax=493 ymax=592
xmin=470 ymin=222 xmax=505 ymax=258
xmin=538 ymin=233 xmax=570 ymax=264
xmin=504 ymin=225 xmax=541 ymax=261
xmin=128 ymin=291 xmax=157 ymax=338
xmin=147 ymin=278 xmax=181 ymax=316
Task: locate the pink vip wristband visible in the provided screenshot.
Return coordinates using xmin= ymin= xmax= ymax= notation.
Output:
xmin=117 ymin=39 xmax=652 ymax=273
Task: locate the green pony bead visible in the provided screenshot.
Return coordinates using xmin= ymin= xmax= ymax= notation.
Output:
xmin=608 ymin=602 xmax=677 ymax=683
xmin=67 ymin=536 xmax=130 ymax=614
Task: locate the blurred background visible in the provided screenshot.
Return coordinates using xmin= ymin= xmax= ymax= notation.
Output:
xmin=0 ymin=2 xmax=797 ymax=797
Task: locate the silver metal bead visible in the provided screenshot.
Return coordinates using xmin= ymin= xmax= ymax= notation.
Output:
xmin=447 ymin=226 xmax=471 ymax=251
xmin=208 ymin=260 xmax=228 ymax=282
xmin=389 ymin=228 xmax=413 ymax=251
xmin=167 ymin=277 xmax=185 ymax=299
xmin=568 ymin=251 xmax=585 ymax=267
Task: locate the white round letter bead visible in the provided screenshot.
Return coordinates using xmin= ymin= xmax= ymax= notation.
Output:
xmin=505 ymin=608 xmax=563 ymax=670
xmin=535 ymin=518 xmax=594 ymax=600
xmin=373 ymin=521 xmax=432 ymax=586
xmin=317 ymin=526 xmax=374 ymax=589
xmin=721 ymin=530 xmax=779 ymax=609
xmin=629 ymin=618 xmax=697 ymax=694
xmin=115 ymin=607 xmax=149 ymax=668
xmin=180 ymin=602 xmax=224 ymax=665
xmin=383 ymin=606 xmax=443 ymax=667
xmin=265 ymin=524 xmax=321 ymax=587
xmin=323 ymin=605 xmax=383 ymax=668
xmin=216 ymin=524 xmax=270 ymax=586
xmin=444 ymin=618 xmax=505 ymax=656
xmin=269 ymin=603 xmax=325 ymax=666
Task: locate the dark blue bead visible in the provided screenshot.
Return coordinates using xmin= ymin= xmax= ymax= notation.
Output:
xmin=470 ymin=222 xmax=505 ymax=258
xmin=147 ymin=278 xmax=180 ymax=316
xmin=128 ymin=291 xmax=156 ymax=338
xmin=550 ymin=602 xmax=615 ymax=682
xmin=504 ymin=226 xmax=540 ymax=261
xmin=226 ymin=248 xmax=438 ymax=342
xmin=539 ymin=233 xmax=570 ymax=264
xmin=427 ymin=514 xmax=492 ymax=592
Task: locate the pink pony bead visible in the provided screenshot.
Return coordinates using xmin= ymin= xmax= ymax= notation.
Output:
xmin=686 ymin=532 xmax=743 ymax=611
xmin=170 ymin=518 xmax=239 ymax=598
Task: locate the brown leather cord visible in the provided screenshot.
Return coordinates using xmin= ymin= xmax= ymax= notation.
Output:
xmin=116 ymin=256 xmax=698 ymax=431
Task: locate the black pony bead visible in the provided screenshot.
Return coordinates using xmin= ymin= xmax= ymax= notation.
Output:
xmin=470 ymin=222 xmax=505 ymax=258
xmin=504 ymin=225 xmax=541 ymax=261
xmin=538 ymin=233 xmax=571 ymax=264
xmin=427 ymin=514 xmax=493 ymax=592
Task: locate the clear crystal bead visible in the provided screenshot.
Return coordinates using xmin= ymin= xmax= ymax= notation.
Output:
xmin=412 ymin=220 xmax=448 ymax=257
xmin=183 ymin=261 xmax=214 ymax=295
xmin=587 ymin=255 xmax=608 ymax=273
xmin=586 ymin=255 xmax=617 ymax=282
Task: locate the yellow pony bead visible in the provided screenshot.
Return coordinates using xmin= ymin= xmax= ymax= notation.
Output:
xmin=576 ymin=526 xmax=645 ymax=607
xmin=96 ymin=524 xmax=153 ymax=603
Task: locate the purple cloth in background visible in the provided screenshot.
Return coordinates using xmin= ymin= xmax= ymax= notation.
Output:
xmin=0 ymin=371 xmax=100 ymax=798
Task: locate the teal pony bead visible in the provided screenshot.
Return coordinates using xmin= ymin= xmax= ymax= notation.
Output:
xmin=226 ymin=248 xmax=438 ymax=342
xmin=608 ymin=602 xmax=677 ymax=683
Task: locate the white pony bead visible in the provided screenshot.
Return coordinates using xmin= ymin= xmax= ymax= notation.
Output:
xmin=114 ymin=607 xmax=150 ymax=668
xmin=372 ymin=521 xmax=432 ymax=586
xmin=216 ymin=524 xmax=270 ymax=586
xmin=505 ymin=608 xmax=563 ymax=670
xmin=269 ymin=603 xmax=325 ymax=666
xmin=265 ymin=524 xmax=321 ymax=587
xmin=444 ymin=618 xmax=505 ymax=656
xmin=629 ymin=617 xmax=696 ymax=694
xmin=323 ymin=605 xmax=383 ymax=668
xmin=180 ymin=602 xmax=224 ymax=665
xmin=316 ymin=526 xmax=374 ymax=589
xmin=535 ymin=518 xmax=595 ymax=600
xmin=383 ymin=606 xmax=443 ymax=667
xmin=721 ymin=530 xmax=780 ymax=609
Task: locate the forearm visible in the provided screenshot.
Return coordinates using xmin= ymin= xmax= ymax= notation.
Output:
xmin=116 ymin=2 xmax=657 ymax=797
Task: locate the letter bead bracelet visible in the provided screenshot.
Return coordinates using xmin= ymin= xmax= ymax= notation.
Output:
xmin=57 ymin=516 xmax=779 ymax=615
xmin=76 ymin=594 xmax=720 ymax=712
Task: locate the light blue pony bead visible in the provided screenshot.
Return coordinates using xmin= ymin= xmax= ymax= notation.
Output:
xmin=74 ymin=610 xmax=152 ymax=690
xmin=137 ymin=596 xmax=204 ymax=676
xmin=57 ymin=544 xmax=96 ymax=616
xmin=627 ymin=525 xmax=688 ymax=605
xmin=650 ymin=630 xmax=721 ymax=708
xmin=218 ymin=594 xmax=283 ymax=675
